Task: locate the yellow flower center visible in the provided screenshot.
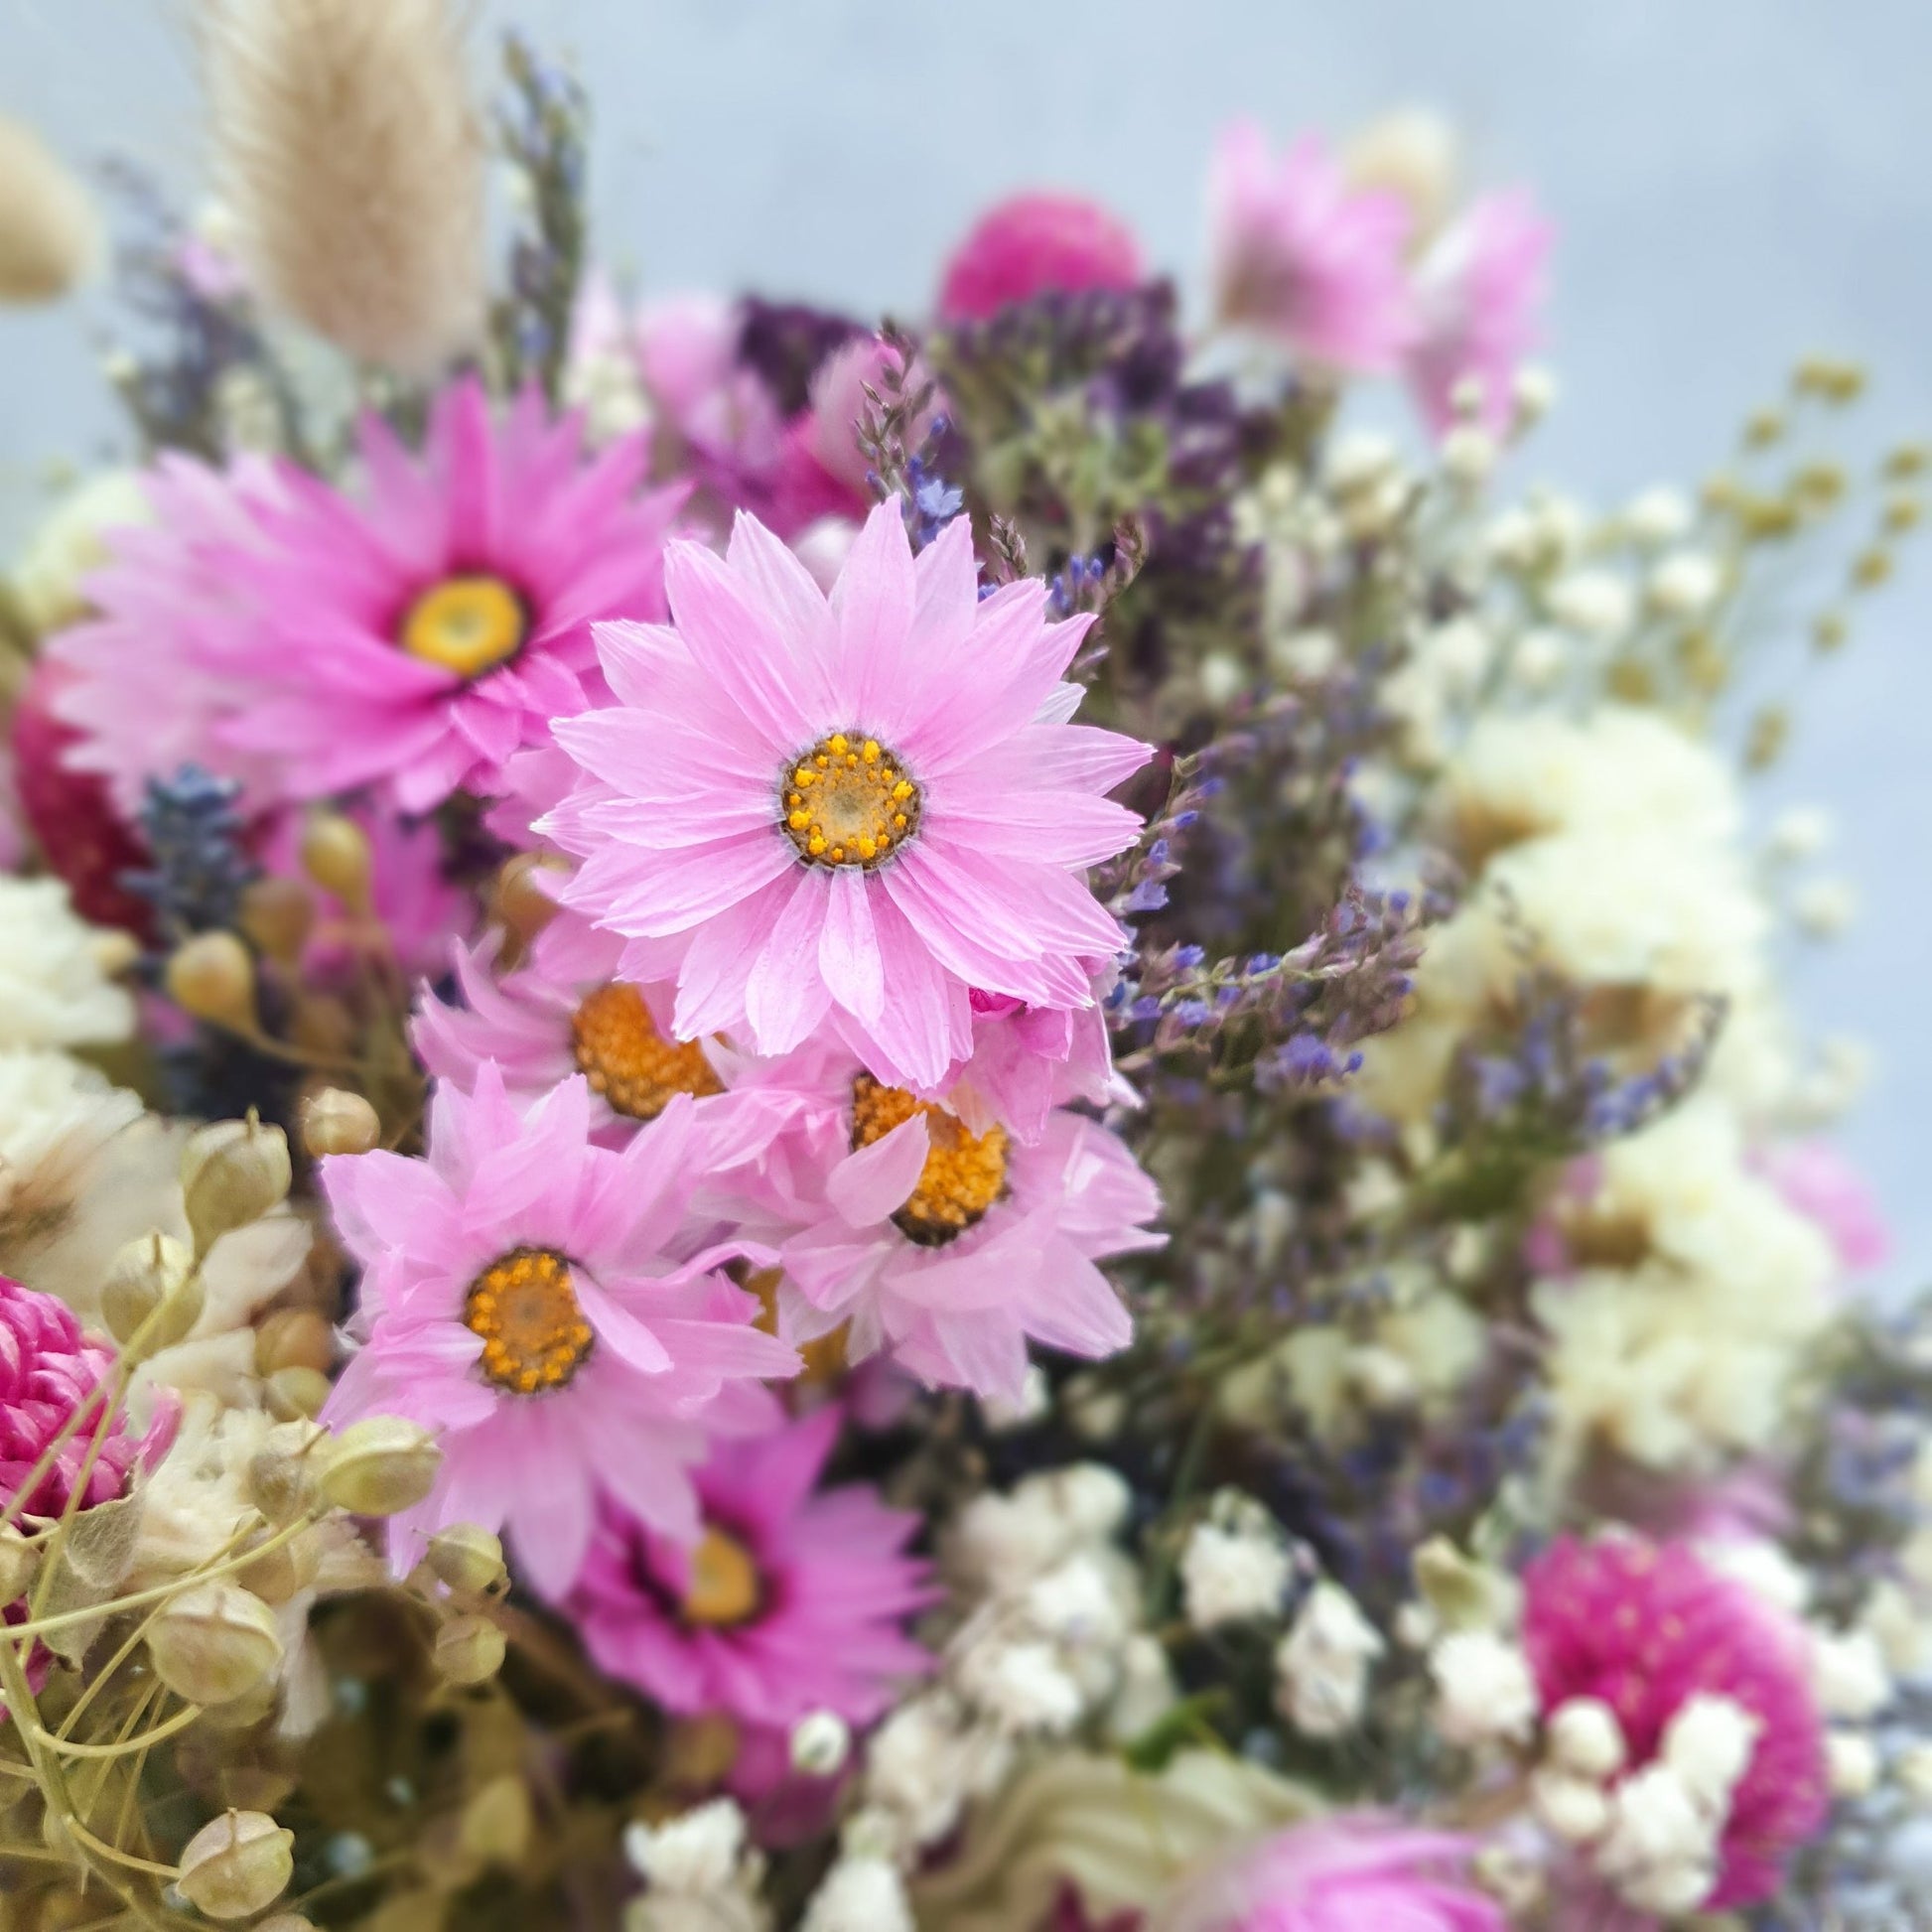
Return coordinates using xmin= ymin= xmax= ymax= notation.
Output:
xmin=571 ymin=982 xmax=722 ymax=1121
xmin=681 ymin=1526 xmax=762 ymax=1627
xmin=399 ymin=574 xmax=528 ymax=678
xmin=464 ymin=1247 xmax=594 ymax=1394
xmin=780 ymin=732 xmax=921 ymax=869
xmin=851 ymin=1075 xmax=1010 ymax=1247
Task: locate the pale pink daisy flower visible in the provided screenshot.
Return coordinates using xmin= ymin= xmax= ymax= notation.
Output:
xmin=1406 ymin=188 xmax=1554 ymax=434
xmin=59 ymin=378 xmax=685 ymax=818
xmin=320 ymin=1065 xmax=797 ymax=1592
xmin=945 ymin=988 xmax=1132 ymax=1146
xmin=936 ymin=191 xmax=1146 ymax=322
xmin=1523 ymin=1534 xmax=1829 ymax=1909
xmin=542 ymin=501 xmax=1148 ymax=1090
xmin=413 ymin=919 xmax=724 ymax=1137
xmin=1207 ymin=121 xmax=1416 ymax=371
xmin=563 ymin=1405 xmax=933 ymax=1733
xmin=1152 ymin=1819 xmax=1505 ymax=1932
xmin=48 ymin=455 xmax=293 ymax=820
xmin=753 ymin=1048 xmax=1161 ymax=1399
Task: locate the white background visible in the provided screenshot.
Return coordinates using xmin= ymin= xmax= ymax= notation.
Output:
xmin=5 ymin=0 xmax=1929 ymax=1285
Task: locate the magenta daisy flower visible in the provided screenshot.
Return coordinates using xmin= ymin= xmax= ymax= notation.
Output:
xmin=746 ymin=1047 xmax=1161 ymax=1399
xmin=563 ymin=1405 xmax=933 ymax=1733
xmin=1207 ymin=121 xmax=1416 ymax=371
xmin=1405 ymin=189 xmax=1554 ymax=434
xmin=320 ymin=1064 xmax=797 ymax=1592
xmin=56 ymin=378 xmax=685 ymax=817
xmin=542 ymin=502 xmax=1149 ymax=1090
xmin=1522 ymin=1534 xmax=1829 ymax=1909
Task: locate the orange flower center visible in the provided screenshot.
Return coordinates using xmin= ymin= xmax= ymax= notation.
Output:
xmin=780 ymin=732 xmax=921 ymax=869
xmin=851 ymin=1075 xmax=1010 ymax=1247
xmin=681 ymin=1526 xmax=762 ymax=1627
xmin=464 ymin=1247 xmax=593 ymax=1394
xmin=571 ymin=982 xmax=722 ymax=1121
xmin=399 ymin=574 xmax=527 ymax=678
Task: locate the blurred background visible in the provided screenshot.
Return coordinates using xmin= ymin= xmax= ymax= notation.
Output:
xmin=4 ymin=0 xmax=1928 ymax=1281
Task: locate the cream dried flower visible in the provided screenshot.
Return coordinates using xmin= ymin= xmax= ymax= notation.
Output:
xmin=0 ymin=113 xmax=100 ymax=303
xmin=198 ymin=0 xmax=486 ymax=373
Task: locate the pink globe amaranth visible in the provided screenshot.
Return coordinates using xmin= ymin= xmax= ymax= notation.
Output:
xmin=1154 ymin=1820 xmax=1505 ymax=1932
xmin=937 ymin=192 xmax=1146 ymax=322
xmin=1522 ymin=1534 xmax=1830 ymax=1909
xmin=0 ymin=1274 xmax=143 ymax=1525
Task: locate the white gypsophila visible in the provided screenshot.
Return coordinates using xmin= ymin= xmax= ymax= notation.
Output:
xmin=1698 ymin=1537 xmax=1813 ymax=1619
xmin=1544 ymin=567 xmax=1635 ymax=640
xmin=1646 ymin=549 xmax=1725 ymax=618
xmin=1546 ymin=1697 xmax=1627 ymax=1782
xmin=861 ymin=1694 xmax=1014 ymax=1852
xmin=1622 ymin=484 xmax=1695 ymax=546
xmin=1506 ymin=626 xmax=1567 ymax=692
xmin=1441 ymin=705 xmax=1743 ymax=858
xmin=944 ymin=1463 xmax=1131 ymax=1601
xmin=1792 ymin=877 xmax=1858 ymax=937
xmin=0 ymin=877 xmax=136 ymax=1049
xmin=955 ymin=1637 xmax=1085 ymax=1737
xmin=980 ymin=1363 xmax=1051 ymax=1432
xmin=1593 ymin=1762 xmax=1719 ymax=1917
xmin=1811 ymin=1627 xmax=1893 ymax=1723
xmin=624 ymin=1800 xmax=752 ymax=1897
xmin=1274 ymin=1580 xmax=1386 ymax=1739
xmin=1179 ymin=1517 xmax=1292 ymax=1632
xmin=799 ymin=1859 xmax=913 ymax=1932
xmin=1828 ymin=1729 xmax=1880 ymax=1799
xmin=1480 ymin=828 xmax=1768 ymax=1004
xmin=0 ymin=1046 xmax=142 ymax=1210
xmin=1661 ymin=1694 xmax=1761 ymax=1817
xmin=1022 ymin=1554 xmax=1131 ymax=1654
xmin=1768 ymin=805 xmax=1834 ymax=863
xmin=1440 ymin=424 xmax=1497 ymax=488
xmin=789 ymin=1711 xmax=851 ymax=1779
xmin=1430 ymin=1630 xmax=1538 ymax=1748
xmin=1531 ymin=1767 xmax=1611 ymax=1844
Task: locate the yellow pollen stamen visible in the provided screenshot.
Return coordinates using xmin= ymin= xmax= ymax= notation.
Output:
xmin=780 ymin=731 xmax=922 ymax=871
xmin=398 ymin=573 xmax=527 ymax=678
xmin=464 ymin=1247 xmax=594 ymax=1393
xmin=681 ymin=1526 xmax=762 ymax=1627
xmin=851 ymin=1075 xmax=1010 ymax=1247
xmin=571 ymin=982 xmax=722 ymax=1121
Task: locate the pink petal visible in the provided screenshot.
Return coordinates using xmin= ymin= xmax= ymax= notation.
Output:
xmin=826 ymin=1115 xmax=929 ymax=1228
xmin=819 ymin=867 xmax=886 ymax=1022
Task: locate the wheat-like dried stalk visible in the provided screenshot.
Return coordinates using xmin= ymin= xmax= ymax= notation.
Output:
xmin=0 ymin=115 xmax=101 ymax=305
xmin=198 ymin=0 xmax=487 ymax=375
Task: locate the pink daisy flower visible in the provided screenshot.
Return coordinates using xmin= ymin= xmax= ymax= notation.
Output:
xmin=319 ymin=1065 xmax=797 ymax=1593
xmin=946 ymin=988 xmax=1131 ymax=1146
xmin=563 ymin=1405 xmax=933 ymax=1734
xmin=1752 ymin=1139 xmax=1890 ymax=1280
xmin=542 ymin=502 xmax=1148 ymax=1091
xmin=936 ymin=191 xmax=1146 ymax=322
xmin=413 ymin=919 xmax=726 ymax=1137
xmin=751 ymin=1047 xmax=1161 ymax=1400
xmin=56 ymin=379 xmax=685 ymax=817
xmin=1405 ymin=189 xmax=1554 ymax=434
xmin=1207 ymin=122 xmax=1416 ymax=371
xmin=1522 ymin=1534 xmax=1830 ymax=1909
xmin=1153 ymin=1819 xmax=1504 ymax=1932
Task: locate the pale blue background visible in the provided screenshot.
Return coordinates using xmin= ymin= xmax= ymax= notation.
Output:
xmin=5 ymin=1 xmax=1929 ymax=1283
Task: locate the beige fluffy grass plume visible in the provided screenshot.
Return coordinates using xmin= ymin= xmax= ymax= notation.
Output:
xmin=0 ymin=115 xmax=102 ymax=305
xmin=199 ymin=0 xmax=487 ymax=374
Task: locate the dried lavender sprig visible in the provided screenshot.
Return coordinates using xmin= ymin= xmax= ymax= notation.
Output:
xmin=122 ymin=764 xmax=258 ymax=947
xmin=489 ymin=34 xmax=588 ymax=405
